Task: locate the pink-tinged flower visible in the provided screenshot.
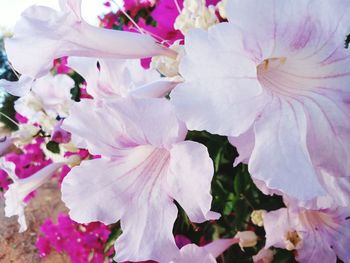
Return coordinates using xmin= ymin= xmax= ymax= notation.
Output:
xmin=170 ymin=0 xmax=350 ymax=201
xmin=5 ymin=0 xmax=176 ymax=79
xmin=0 ymin=75 xmax=34 ymax=97
xmin=61 ymin=97 xmax=219 ymax=262
xmin=67 ymin=57 xmax=177 ymax=100
xmin=14 ymin=74 xmax=74 ymax=121
xmin=264 ymin=206 xmax=350 ymax=263
xmin=170 ymin=238 xmax=237 ymax=263
xmin=253 ymin=169 xmax=350 ymax=211
xmin=59 ymin=149 xmax=89 ymax=183
xmin=0 ymin=159 xmax=63 ymax=232
xmin=51 ymin=120 xmax=71 ymax=144
xmin=252 ymin=248 xmax=274 ymax=263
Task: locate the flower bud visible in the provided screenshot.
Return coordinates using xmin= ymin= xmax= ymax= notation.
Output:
xmin=251 ymin=209 xmax=267 ymax=227
xmin=234 ymin=231 xmax=258 ymax=250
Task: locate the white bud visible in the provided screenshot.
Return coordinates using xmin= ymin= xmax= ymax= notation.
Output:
xmin=251 ymin=210 xmax=267 ymax=227
xmin=234 ymin=231 xmax=258 ymax=250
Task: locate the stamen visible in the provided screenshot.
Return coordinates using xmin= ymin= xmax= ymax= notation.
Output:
xmin=0 ymin=112 xmax=19 ymax=127
xmin=109 ymin=0 xmax=146 ymax=35
xmin=285 ymin=230 xmax=302 ymax=251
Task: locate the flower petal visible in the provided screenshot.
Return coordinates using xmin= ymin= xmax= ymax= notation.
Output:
xmin=226 ymin=0 xmax=350 ymax=61
xmin=0 ymin=75 xmax=34 ymax=97
xmin=68 ymin=57 xmax=161 ymax=99
xmin=228 ymin=127 xmax=255 ymax=166
xmin=114 ymin=188 xmax=178 ymax=262
xmin=167 ymin=141 xmax=220 ymax=223
xmin=3 ymin=161 xmax=63 ymax=232
xmin=170 ymin=244 xmax=216 ymax=263
xmin=130 ymin=79 xmax=179 ymax=99
xmin=249 ymin=98 xmax=325 ymax=200
xmin=62 ymin=146 xmax=179 ymax=262
xmin=303 ymin=91 xmax=350 ymax=177
xmin=170 ymin=25 xmax=269 ymax=136
xmin=5 ymin=3 xmax=175 ymax=78
xmin=203 ymin=238 xmax=237 ymax=258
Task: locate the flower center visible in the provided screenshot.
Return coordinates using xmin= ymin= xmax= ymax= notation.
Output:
xmin=256 ymin=57 xmax=317 ymax=97
xmin=284 ymin=230 xmax=302 ymax=251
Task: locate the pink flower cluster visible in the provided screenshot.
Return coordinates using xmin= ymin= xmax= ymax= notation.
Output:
xmin=36 ymin=213 xmax=113 ymax=263
xmin=0 ymin=138 xmax=50 ymax=197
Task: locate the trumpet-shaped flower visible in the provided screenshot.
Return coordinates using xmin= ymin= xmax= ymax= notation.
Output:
xmin=171 ymin=0 xmax=350 ymax=201
xmin=15 ymin=74 xmax=74 ymax=120
xmin=67 ymin=57 xmax=178 ymax=100
xmin=5 ymin=0 xmax=176 ymax=79
xmin=264 ymin=205 xmax=350 ymax=263
xmin=61 ymin=97 xmax=219 ymax=262
xmin=0 ymin=159 xmax=63 ymax=232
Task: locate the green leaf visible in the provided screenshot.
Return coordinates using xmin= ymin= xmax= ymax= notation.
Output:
xmin=234 ymin=172 xmax=244 ymax=195
xmin=46 ymin=141 xmax=60 ymax=154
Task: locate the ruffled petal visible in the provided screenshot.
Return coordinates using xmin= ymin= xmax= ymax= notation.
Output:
xmin=68 ymin=57 xmax=161 ymax=99
xmin=226 ymin=0 xmax=350 ymax=61
xmin=3 ymin=161 xmax=63 ymax=232
xmin=130 ymin=79 xmax=179 ymax=99
xmin=263 ymin=208 xmax=292 ymax=249
xmin=203 ymin=238 xmax=237 ymax=258
xmin=303 ymin=91 xmax=350 ymax=177
xmin=110 ymin=97 xmax=186 ymax=149
xmin=5 ymin=3 xmax=175 ymax=78
xmin=170 ymin=244 xmax=216 ymax=263
xmin=166 ymin=141 xmax=220 ymax=222
xmin=0 ymin=75 xmax=34 ymax=97
xmin=296 ymin=232 xmax=337 ymax=263
xmin=62 ymin=146 xmax=179 ymax=262
xmin=249 ymin=98 xmax=325 ymax=201
xmin=114 ymin=187 xmax=178 ymax=262
xmin=228 ymin=127 xmax=255 ymax=166
xmin=170 ymin=24 xmax=269 ymax=136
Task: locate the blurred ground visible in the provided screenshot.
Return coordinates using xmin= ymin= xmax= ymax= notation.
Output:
xmin=0 ymin=180 xmax=69 ymax=263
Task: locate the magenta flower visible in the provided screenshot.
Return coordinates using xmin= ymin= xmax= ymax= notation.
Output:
xmin=51 ymin=120 xmax=72 ymax=144
xmin=36 ymin=213 xmax=112 ymax=263
xmin=61 ymin=97 xmax=219 ymax=262
xmin=170 ymin=0 xmax=350 ymax=201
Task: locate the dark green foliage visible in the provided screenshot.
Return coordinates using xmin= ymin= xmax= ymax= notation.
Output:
xmin=46 ymin=141 xmax=60 ymax=154
xmin=0 ymin=39 xmax=19 ymax=131
xmin=345 ymin=34 xmax=350 ymax=49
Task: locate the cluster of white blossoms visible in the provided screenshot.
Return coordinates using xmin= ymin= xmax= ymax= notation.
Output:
xmin=174 ymin=0 xmax=218 ymax=34
xmin=1 ymin=0 xmax=350 ymax=262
